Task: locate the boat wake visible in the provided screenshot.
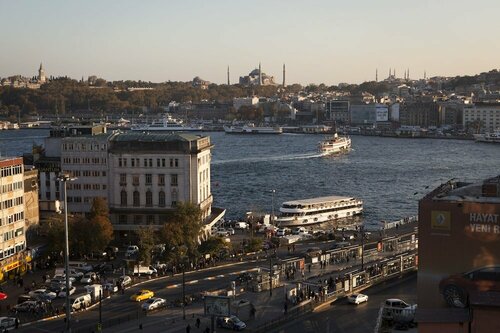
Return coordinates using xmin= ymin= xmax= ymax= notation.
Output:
xmin=212 ymin=152 xmax=323 ymax=165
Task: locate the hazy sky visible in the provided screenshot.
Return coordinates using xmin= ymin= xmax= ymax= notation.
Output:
xmin=1 ymin=0 xmax=499 ymax=85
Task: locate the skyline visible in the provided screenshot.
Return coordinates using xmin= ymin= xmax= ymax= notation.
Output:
xmin=1 ymin=0 xmax=499 ymax=85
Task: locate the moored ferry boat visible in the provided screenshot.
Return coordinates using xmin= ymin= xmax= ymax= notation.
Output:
xmin=275 ymin=195 xmax=363 ymax=227
xmin=131 ymin=114 xmax=202 ymax=132
xmin=223 ymin=125 xmax=283 ymax=134
xmin=318 ymin=133 xmax=351 ymax=155
xmin=474 ymin=130 xmax=500 ymax=144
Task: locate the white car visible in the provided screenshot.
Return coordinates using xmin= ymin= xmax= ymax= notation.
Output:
xmin=0 ymin=316 xmax=18 ymax=331
xmin=347 ymin=293 xmax=369 ymax=305
xmin=58 ymin=286 xmax=76 ymax=298
xmin=226 ymin=227 xmax=235 ymax=235
xmin=141 ymin=297 xmax=167 ymax=311
xmin=102 ymin=282 xmax=119 ymax=293
xmin=29 ymin=288 xmax=57 ymax=300
xmin=119 ymin=275 xmax=132 ymax=287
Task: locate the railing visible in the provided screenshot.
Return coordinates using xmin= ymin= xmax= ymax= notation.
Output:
xmin=250 ymin=300 xmax=314 ymax=333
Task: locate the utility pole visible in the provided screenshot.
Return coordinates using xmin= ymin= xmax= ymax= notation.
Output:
xmin=361 ymin=225 xmax=365 ymax=270
xmin=98 ymin=289 xmax=102 ymax=332
xmin=269 ymin=256 xmax=273 ymax=297
xmin=182 ymin=264 xmax=186 ymax=320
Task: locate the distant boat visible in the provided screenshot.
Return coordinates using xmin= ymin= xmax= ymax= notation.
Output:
xmin=223 ymin=124 xmax=283 ymax=134
xmin=131 ymin=114 xmax=202 ymax=132
xmin=474 ymin=130 xmax=500 ymax=144
xmin=318 ymin=133 xmax=351 ymax=155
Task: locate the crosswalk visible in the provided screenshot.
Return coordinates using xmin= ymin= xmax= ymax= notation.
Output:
xmin=165 ymin=268 xmax=259 ymax=289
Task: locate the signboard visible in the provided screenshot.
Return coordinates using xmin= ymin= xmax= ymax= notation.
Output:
xmin=204 ymin=295 xmax=230 ymax=316
xmin=376 ymin=105 xmax=388 ymax=122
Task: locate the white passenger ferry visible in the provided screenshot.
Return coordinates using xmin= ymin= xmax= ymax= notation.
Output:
xmin=274 ymin=195 xmax=363 ymax=227
xmin=318 ymin=133 xmax=351 ymax=155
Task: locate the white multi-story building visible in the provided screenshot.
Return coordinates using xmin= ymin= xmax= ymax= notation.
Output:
xmin=463 ymin=103 xmax=500 ymax=132
xmin=61 ymin=133 xmax=111 ymax=212
xmin=233 ymin=97 xmax=259 ymax=111
xmin=107 ymin=132 xmax=214 ymax=236
xmin=0 ymin=157 xmax=28 ymax=280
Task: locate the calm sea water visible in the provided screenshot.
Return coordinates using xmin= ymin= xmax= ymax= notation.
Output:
xmin=2 ymin=129 xmax=499 ymax=223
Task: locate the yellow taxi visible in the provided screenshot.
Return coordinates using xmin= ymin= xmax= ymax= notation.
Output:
xmin=130 ymin=289 xmax=155 ymax=302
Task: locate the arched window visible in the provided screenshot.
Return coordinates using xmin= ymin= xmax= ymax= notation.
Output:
xmin=133 ymin=191 xmax=140 ymax=207
xmin=158 ymin=191 xmax=166 ymax=207
xmin=146 ymin=190 xmax=153 ymax=207
xmin=120 ymin=190 xmax=127 ymax=207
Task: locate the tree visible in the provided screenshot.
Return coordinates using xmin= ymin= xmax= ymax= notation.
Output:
xmin=198 ymin=237 xmax=230 ymax=258
xmin=88 ymin=197 xmax=109 ymax=220
xmin=136 ymin=226 xmax=156 ymax=266
xmin=159 ymin=202 xmax=202 ymax=262
xmin=44 ymin=216 xmax=66 ymax=255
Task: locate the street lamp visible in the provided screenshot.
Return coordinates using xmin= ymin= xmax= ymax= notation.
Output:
xmin=56 ymin=173 xmax=76 ymax=333
xmin=270 ymin=189 xmax=276 ymax=224
xmin=178 ymin=245 xmax=188 ymax=320
xmin=360 ymin=225 xmax=365 ymax=270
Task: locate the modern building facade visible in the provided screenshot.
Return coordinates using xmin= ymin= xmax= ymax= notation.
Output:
xmin=417 ymin=176 xmax=500 ymax=332
xmin=325 ymin=100 xmax=350 ymax=124
xmin=463 ymin=103 xmax=500 ymax=133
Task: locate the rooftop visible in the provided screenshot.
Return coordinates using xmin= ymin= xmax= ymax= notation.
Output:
xmin=111 ymin=131 xmax=205 ymax=143
xmin=427 ymin=175 xmax=500 ymax=203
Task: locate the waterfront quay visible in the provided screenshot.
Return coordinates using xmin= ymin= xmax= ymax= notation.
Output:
xmin=14 ymin=220 xmax=417 ymax=333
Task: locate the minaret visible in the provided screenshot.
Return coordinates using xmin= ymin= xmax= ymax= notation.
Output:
xmin=394 ymin=69 xmax=396 ymax=78
xmin=376 ymin=68 xmax=378 ymax=82
xmin=38 ymin=62 xmax=46 ymax=83
xmin=227 ymin=66 xmax=230 ymax=85
xmin=424 ymin=70 xmax=426 ymax=79
xmin=407 ymin=68 xmax=410 ymax=80
xmin=258 ymin=62 xmax=262 ymax=86
xmin=282 ymin=63 xmax=286 ymax=87
xmin=388 ymin=68 xmax=391 ymax=79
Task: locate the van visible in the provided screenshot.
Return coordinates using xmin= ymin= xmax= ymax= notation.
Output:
xmin=55 ymin=268 xmax=84 ymax=280
xmin=84 ymin=284 xmax=103 ymax=302
xmin=68 ymin=293 xmax=92 ymax=311
xmin=68 ymin=261 xmax=93 ymax=272
xmin=234 ymin=222 xmax=248 ymax=230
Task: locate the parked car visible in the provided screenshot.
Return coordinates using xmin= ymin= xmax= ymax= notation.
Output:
xmin=142 ymin=297 xmax=167 ymax=311
xmin=347 ymin=293 xmax=369 ymax=305
xmin=292 ymin=227 xmax=306 ymax=235
xmin=119 ymin=275 xmax=132 ymax=287
xmin=58 ymin=286 xmax=76 ymax=298
xmin=234 ymin=272 xmax=254 ymax=286
xmin=17 ymin=294 xmax=32 ymax=304
xmin=0 ymin=316 xmax=18 ymax=331
xmin=81 ymin=272 xmax=99 ymax=284
xmin=130 ymin=289 xmax=154 ymax=302
xmin=382 ymin=298 xmax=417 ymax=321
xmin=67 ymin=294 xmax=92 ymax=311
xmin=216 ymin=228 xmax=230 ymax=237
xmin=439 ymin=265 xmax=500 ymax=308
xmin=125 ymin=245 xmax=139 ymax=258
xmin=226 ymin=227 xmax=235 ymax=235
xmin=12 ymin=301 xmax=38 ymax=312
xmin=216 ymin=315 xmax=246 ymax=331
xmin=133 ymin=265 xmax=157 ymax=276
xmin=29 ymin=288 xmax=57 ymax=300
xmin=276 ymin=228 xmax=291 ymax=237
xmin=102 ymin=282 xmax=118 ymax=293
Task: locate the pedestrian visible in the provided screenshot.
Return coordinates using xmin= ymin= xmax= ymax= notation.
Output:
xmin=250 ymin=305 xmax=256 ymax=319
xmin=15 ymin=317 xmax=19 ymax=329
xmin=186 ymin=323 xmax=191 ymax=333
xmin=32 ymin=280 xmax=36 ymax=288
xmin=204 ymin=327 xmax=210 ymax=333
xmin=308 ymin=264 xmax=311 ymax=273
xmin=196 ymin=318 xmax=200 ymax=328
xmin=284 ymin=302 xmax=288 ymax=315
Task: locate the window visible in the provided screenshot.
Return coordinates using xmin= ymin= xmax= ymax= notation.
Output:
xmin=157 ymin=159 xmax=160 ymax=167
xmin=133 ymin=215 xmax=142 ymax=225
xmin=132 ymin=175 xmax=140 ymax=186
xmin=175 ymin=159 xmax=178 ymax=167
xmin=119 ymin=215 xmax=127 ymax=224
xmin=145 ymin=174 xmax=152 ymax=185
xmin=131 ymin=158 xmax=136 ymax=167
xmin=118 ymin=158 xmax=123 ymax=167
xmin=120 ymin=191 xmax=127 ymax=207
xmin=171 ymin=174 xmax=178 ymax=186
xmin=146 ymin=215 xmax=155 ymax=225
xmin=120 ymin=174 xmax=127 ymax=186
xmin=158 ymin=174 xmax=165 ymax=186
xmin=159 ymin=191 xmax=166 ymax=207
xmin=171 ymin=190 xmax=178 ymax=207
xmin=146 ymin=191 xmax=153 ymax=207
xmin=162 ymin=159 xmax=166 ymax=167
xmin=133 ymin=191 xmax=140 ymax=207
xmin=149 ymin=159 xmax=153 ymax=167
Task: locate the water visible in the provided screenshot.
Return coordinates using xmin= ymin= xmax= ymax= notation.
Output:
xmin=2 ymin=129 xmax=499 ymax=223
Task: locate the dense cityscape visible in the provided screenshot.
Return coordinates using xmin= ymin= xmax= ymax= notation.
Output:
xmin=0 ymin=2 xmax=499 ymax=333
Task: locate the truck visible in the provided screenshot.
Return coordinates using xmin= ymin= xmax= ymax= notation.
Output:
xmin=133 ymin=265 xmax=157 ymax=276
xmin=84 ymin=284 xmax=103 ymax=302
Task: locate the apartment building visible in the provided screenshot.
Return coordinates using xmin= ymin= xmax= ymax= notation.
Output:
xmin=0 ymin=157 xmax=28 ymax=281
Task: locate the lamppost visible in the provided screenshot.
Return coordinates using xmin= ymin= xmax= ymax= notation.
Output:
xmin=270 ymin=189 xmax=276 ymax=224
xmin=57 ymin=173 xmax=76 ymax=333
xmin=179 ymin=245 xmax=188 ymax=320
xmin=360 ymin=225 xmax=365 ymax=270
